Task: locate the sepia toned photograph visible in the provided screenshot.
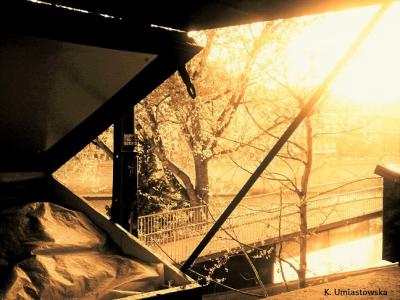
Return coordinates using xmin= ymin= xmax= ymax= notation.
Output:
xmin=1 ymin=1 xmax=400 ymax=299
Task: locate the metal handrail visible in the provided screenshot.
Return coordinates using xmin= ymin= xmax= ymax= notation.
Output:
xmin=138 ymin=185 xmax=383 ymax=262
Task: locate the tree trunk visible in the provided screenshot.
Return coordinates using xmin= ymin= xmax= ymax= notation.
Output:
xmin=298 ymin=117 xmax=313 ymax=288
xmin=149 ymin=139 xmax=199 ymax=207
xmin=299 ymin=200 xmax=307 ymax=288
xmin=194 ymin=155 xmax=209 ymax=205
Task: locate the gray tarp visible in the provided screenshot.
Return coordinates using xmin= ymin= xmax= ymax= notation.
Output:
xmin=0 ymin=202 xmax=164 ymax=299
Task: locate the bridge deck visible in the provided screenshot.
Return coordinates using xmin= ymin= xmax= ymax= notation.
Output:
xmin=138 ymin=179 xmax=383 ymax=263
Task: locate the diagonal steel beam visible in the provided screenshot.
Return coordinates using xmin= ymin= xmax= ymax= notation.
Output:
xmin=181 ymin=1 xmax=392 ymax=273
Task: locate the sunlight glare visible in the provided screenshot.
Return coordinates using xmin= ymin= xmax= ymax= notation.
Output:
xmin=189 ymin=3 xmax=400 ymax=105
xmin=286 ymin=3 xmax=400 ymax=104
xmin=274 ymin=233 xmax=392 ymax=283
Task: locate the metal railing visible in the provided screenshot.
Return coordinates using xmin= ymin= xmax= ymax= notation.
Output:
xmin=234 ymin=177 xmax=382 ymax=204
xmin=138 ymin=181 xmax=383 ymax=262
xmin=138 ymin=205 xmax=208 ymax=244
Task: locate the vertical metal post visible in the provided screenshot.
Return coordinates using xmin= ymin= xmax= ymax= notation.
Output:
xmin=111 ymin=108 xmax=138 ymax=236
xmin=375 ymin=164 xmax=400 ymax=263
xmin=111 ymin=117 xmax=122 ymax=224
xmin=130 ymin=109 xmax=139 ymax=237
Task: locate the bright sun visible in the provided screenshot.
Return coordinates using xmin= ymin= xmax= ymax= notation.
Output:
xmin=286 ymin=2 xmax=400 ymax=104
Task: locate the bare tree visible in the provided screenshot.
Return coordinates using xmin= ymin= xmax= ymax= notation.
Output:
xmin=244 ymin=89 xmax=313 ymax=288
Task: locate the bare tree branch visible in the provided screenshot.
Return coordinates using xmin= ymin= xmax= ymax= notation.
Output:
xmin=244 ymin=105 xmax=306 ymax=153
